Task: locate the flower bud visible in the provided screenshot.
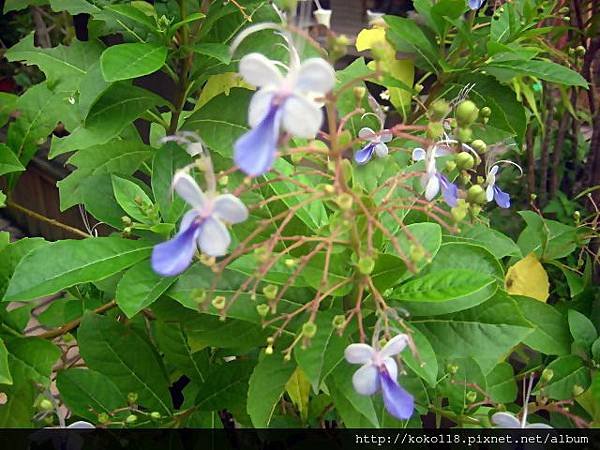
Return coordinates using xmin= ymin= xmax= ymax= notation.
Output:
xmin=353 ymin=86 xmax=366 ymax=102
xmin=256 ymin=304 xmax=270 ymax=317
xmin=466 ymin=391 xmax=477 ymax=403
xmin=426 ymin=122 xmax=444 ymax=140
xmin=332 ymin=314 xmax=345 ymax=329
xmin=218 ymin=175 xmax=229 ymax=187
xmin=446 ymin=363 xmax=459 ymax=374
xmin=456 ymin=127 xmax=473 ymax=143
xmin=357 ymin=256 xmax=375 ymax=275
xmin=98 ymin=412 xmax=110 ymax=424
xmin=559 ymin=6 xmax=569 ymax=13
xmin=451 ymin=205 xmax=468 ymax=223
xmin=191 ymin=288 xmax=206 ymax=304
xmin=445 ymin=160 xmax=457 ymax=172
xmin=284 ymin=258 xmax=297 ymax=268
xmin=471 ymin=139 xmax=487 ymax=154
xmin=467 ymin=185 xmax=486 ymax=204
xmin=302 ymin=322 xmax=318 ymax=338
xmin=265 ymin=345 xmax=273 ymax=355
xmin=262 ymin=284 xmax=278 ymax=300
xmin=455 ymin=100 xmax=479 ymax=125
xmin=121 ymin=216 xmax=132 ymax=226
xmin=414 ymin=83 xmax=424 ymax=93
xmin=576 ymin=45 xmax=586 ymax=56
xmin=470 ymin=204 xmax=482 ymax=217
xmin=429 ymin=99 xmax=451 ymax=120
xmin=479 ymin=106 xmax=492 ymax=118
xmin=336 ymin=193 xmax=353 ymax=211
xmin=125 ymin=414 xmax=138 ymax=424
xmin=572 ymin=384 xmax=584 ymax=397
xmin=150 ymin=412 xmax=161 ymax=420
xmin=455 ymin=152 xmax=475 ymax=170
xmin=212 ymin=296 xmax=226 ymax=310
xmin=476 ymin=176 xmax=485 ymax=185
xmin=127 ymin=392 xmax=138 ymax=404
xmin=541 ymin=368 xmax=554 ymax=382
xmin=38 ymin=398 xmax=53 ymax=412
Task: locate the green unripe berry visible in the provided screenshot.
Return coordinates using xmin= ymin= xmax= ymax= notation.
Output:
xmin=466 ymin=391 xmax=477 ymax=403
xmin=541 ymin=368 xmax=554 ymax=382
xmin=357 ymin=256 xmax=376 ymax=275
xmin=218 ymin=175 xmax=229 ymax=186
xmin=576 ymin=45 xmax=586 ymax=56
xmin=480 ymin=107 xmax=491 ymax=118
xmin=446 ymin=363 xmax=459 ymax=374
xmin=38 ymin=399 xmax=54 ymax=412
xmin=467 ymin=185 xmax=486 ymax=204
xmin=456 ymin=127 xmax=473 ymax=143
xmin=455 ymin=152 xmax=475 ymax=170
xmin=98 ymin=413 xmax=110 ymax=424
xmin=43 ymin=416 xmax=54 ymax=425
xmin=125 ymin=414 xmax=138 ymax=424
xmin=455 ymin=100 xmax=479 ymax=125
xmin=262 ymin=284 xmax=278 ymax=300
xmin=451 ymin=205 xmax=468 ymax=223
xmin=414 ymin=83 xmax=424 ymax=93
xmin=445 ymin=160 xmax=457 ymax=172
xmin=302 ymin=322 xmax=317 ymax=338
xmin=256 ymin=304 xmax=270 ymax=317
xmin=471 ymin=139 xmax=487 ymax=154
xmin=336 ymin=193 xmax=353 ymax=211
xmin=284 ymin=258 xmax=297 ymax=268
xmin=470 ymin=204 xmax=482 ymax=217
xmin=332 ymin=315 xmax=345 ymax=329
xmin=353 ymin=86 xmax=366 ymax=102
xmin=429 ymin=99 xmax=451 ymax=120
xmin=150 ymin=412 xmax=161 ymax=420
xmin=212 ymin=296 xmax=226 ymax=310
xmin=127 ymin=392 xmax=138 ymax=404
xmin=265 ymin=345 xmax=273 ymax=355
xmin=426 ymin=122 xmax=444 ymax=140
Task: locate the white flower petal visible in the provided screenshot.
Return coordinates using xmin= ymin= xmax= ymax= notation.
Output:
xmin=213 ymin=194 xmax=248 ymax=224
xmin=198 ymin=217 xmax=231 ymax=257
xmin=434 ymin=145 xmax=451 ymax=157
xmin=380 ymin=129 xmax=393 ymax=143
xmin=352 ymin=363 xmax=380 ymax=395
xmin=489 ymin=165 xmax=499 ymax=176
xmin=282 ymin=94 xmax=323 ymax=138
xmin=358 ymin=127 xmax=376 ymax=140
xmin=66 ymin=421 xmax=95 ymax=429
xmin=296 ymin=58 xmax=336 ymax=94
xmin=239 ymin=53 xmax=283 ymax=88
xmin=491 ymin=412 xmax=522 ymax=428
xmin=248 ymin=88 xmax=276 ymax=128
xmin=424 ymin=174 xmax=440 ymax=200
xmin=412 ymin=147 xmax=426 ymax=162
xmin=486 ymin=183 xmax=495 ymax=202
xmin=382 ymin=357 xmax=398 ymax=381
xmin=345 ymin=343 xmax=375 ymax=364
xmin=380 ymin=334 xmax=409 ymax=358
xmin=374 ymin=143 xmax=388 ymax=158
xmin=173 ymin=172 xmax=206 ymax=209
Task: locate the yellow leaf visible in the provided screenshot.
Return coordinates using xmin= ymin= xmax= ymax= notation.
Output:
xmin=196 ymin=72 xmax=252 ymax=109
xmin=505 ymin=253 xmax=549 ymax=302
xmin=285 ymin=367 xmax=310 ymax=422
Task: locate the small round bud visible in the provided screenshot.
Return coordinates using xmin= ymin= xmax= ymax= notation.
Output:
xmin=191 ymin=288 xmax=207 ymax=304
xmin=332 ymin=315 xmax=345 ymax=329
xmin=445 ymin=160 xmax=457 ymax=172
xmin=480 ymin=106 xmax=492 ymax=118
xmin=38 ymin=399 xmax=53 ymax=412
xmin=451 ymin=205 xmax=468 ymax=223
xmin=466 ymin=391 xmax=477 ymax=403
xmin=266 ymin=336 xmax=275 ymax=345
xmin=573 ymin=211 xmax=580 ymax=223
xmin=426 ymin=122 xmax=444 ymax=140
xmin=284 ymin=353 xmax=292 ymax=361
xmin=541 ymin=368 xmax=554 ymax=382
xmin=256 ymin=304 xmax=270 ymax=317
xmin=127 ymin=392 xmax=138 ymax=404
xmin=467 ymin=185 xmax=486 ymax=204
xmin=455 ymin=152 xmax=475 ymax=170
xmin=455 ymin=100 xmax=479 ymax=125
xmin=446 ymin=363 xmax=459 ymax=375
xmin=414 ymin=83 xmax=424 ymax=93
xmin=357 ymin=256 xmax=375 ymax=275
xmin=265 ymin=345 xmax=273 ymax=355
xmin=471 ymin=139 xmax=487 ymax=154
xmin=43 ymin=416 xmax=54 ymax=425
xmin=262 ymin=284 xmax=278 ymax=300
xmin=121 ymin=216 xmax=132 ymax=226
xmin=134 ymin=195 xmax=143 ymax=206
xmin=575 ymin=45 xmax=586 ymax=56
xmin=572 ymin=384 xmax=584 ymax=397
xmin=429 ymin=99 xmax=451 ymax=120
xmin=559 ymin=6 xmax=569 ymax=13
xmin=98 ymin=412 xmax=110 ymax=424
xmin=125 ymin=414 xmax=138 ymax=424
xmin=476 ymin=175 xmax=485 ymax=185
xmin=456 ymin=127 xmax=473 ymax=143
xmin=212 ymin=296 xmax=226 ymax=310
xmin=562 ymin=16 xmax=570 ymax=22
xmin=150 ymin=411 xmax=161 ymax=420
xmin=336 ymin=193 xmax=354 ymax=211
xmin=302 ymin=322 xmax=318 ymax=338
xmin=353 ymin=86 xmax=366 ymax=102
xmin=218 ymin=175 xmax=229 ymax=186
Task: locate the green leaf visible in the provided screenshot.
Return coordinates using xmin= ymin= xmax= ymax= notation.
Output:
xmin=393 ymin=222 xmax=443 ymax=279
xmin=0 ymin=93 xmax=17 ymax=128
xmin=428 ymin=241 xmax=504 ymax=280
xmin=0 ymin=339 xmax=12 ymax=385
xmin=182 ymin=88 xmax=250 ymax=156
xmin=78 ymin=313 xmax=172 ymax=414
xmin=384 ymin=16 xmax=438 ymax=73
xmin=50 ymin=83 xmax=163 ymax=157
xmin=116 ymin=260 xmax=176 ymax=318
xmin=111 ymin=175 xmax=154 ymax=224
xmin=100 ymin=43 xmax=168 ymax=82
xmin=401 ymin=325 xmax=438 ymax=387
xmin=0 ymin=191 xmax=4 ymax=208
xmin=592 ymin=338 xmax=600 ymax=363
xmin=185 ymin=314 xmax=269 ymax=350
xmin=568 ymin=309 xmax=598 ymax=350
xmin=3 ymin=0 xmax=46 ymax=12
xmin=193 ymin=43 xmax=231 ymax=64
xmin=413 ymin=293 xmax=533 ymax=373
xmin=57 ymin=368 xmax=125 ymax=420
xmin=457 ymin=224 xmax=521 ymax=259
xmin=152 ymin=143 xmax=192 ymax=223
xmin=247 ymin=354 xmax=296 ymax=427
xmin=0 ymin=237 xmax=47 ymax=300
xmin=4 ymin=237 xmax=153 ymax=302
xmin=301 ymin=252 xmax=353 ymax=297
xmin=5 ymin=337 xmax=60 ymax=385
xmin=486 ymin=60 xmax=588 ymax=88
xmin=516 ymin=211 xmax=578 ymax=260
xmin=441 ymin=357 xmax=486 ymax=413
xmin=486 ymin=362 xmax=517 ymax=403
xmin=538 ymin=355 xmax=591 ymax=400
xmin=102 ymin=4 xmax=158 ymax=31
xmin=514 ymin=296 xmax=570 ymax=355
xmin=285 ymin=368 xmax=310 ymax=422
xmin=0 ymin=144 xmax=24 ymax=176
xmin=391 ymin=269 xmax=496 ymax=316
xmin=57 ymin=140 xmax=153 ymax=210
xmin=153 ymin=321 xmax=207 ymax=383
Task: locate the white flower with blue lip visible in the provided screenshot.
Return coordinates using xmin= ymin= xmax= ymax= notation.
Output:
xmin=354 ymin=127 xmax=392 ymax=165
xmin=485 ymin=160 xmax=522 ymax=209
xmin=412 ymin=145 xmax=458 ymax=207
xmin=234 ymin=52 xmax=336 ymax=176
xmin=151 ymin=172 xmax=248 ymax=276
xmin=345 ymin=334 xmax=414 ymax=420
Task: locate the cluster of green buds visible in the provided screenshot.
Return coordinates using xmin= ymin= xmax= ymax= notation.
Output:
xmin=427 ymin=99 xmax=450 ymax=140
xmin=134 ymin=195 xmax=160 ymax=223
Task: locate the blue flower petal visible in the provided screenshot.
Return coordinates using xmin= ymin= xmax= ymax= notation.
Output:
xmin=438 ymin=174 xmax=458 ymax=207
xmin=354 ymin=143 xmax=376 ymax=165
xmin=379 ymin=370 xmax=414 ymax=420
xmin=468 ymin=0 xmax=485 ymax=10
xmin=151 ymin=220 xmax=200 ymax=276
xmin=494 ymin=185 xmax=511 ymax=208
xmin=234 ymin=103 xmax=281 ymax=176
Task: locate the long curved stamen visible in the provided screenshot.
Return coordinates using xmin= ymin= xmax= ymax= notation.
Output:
xmin=489 ymin=159 xmax=524 ymax=177
xmin=361 ymin=112 xmax=385 ymax=132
